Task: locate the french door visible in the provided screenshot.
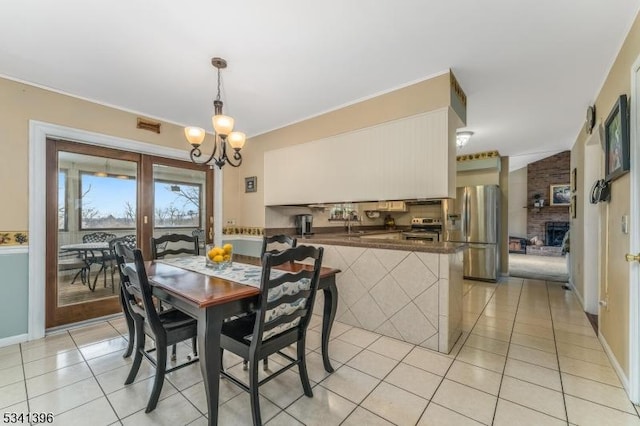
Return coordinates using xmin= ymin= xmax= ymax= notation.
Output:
xmin=46 ymin=139 xmax=213 ymax=327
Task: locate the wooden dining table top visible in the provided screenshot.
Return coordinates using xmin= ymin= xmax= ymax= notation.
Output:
xmin=145 ymin=254 xmax=340 ymax=309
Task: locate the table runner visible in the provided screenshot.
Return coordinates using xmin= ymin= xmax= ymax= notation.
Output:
xmin=157 ymin=256 xmax=285 ymax=289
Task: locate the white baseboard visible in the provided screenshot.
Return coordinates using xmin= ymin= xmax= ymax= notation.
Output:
xmin=0 ymin=333 xmax=28 ymax=348
xmin=599 ymin=333 xmax=631 ymax=395
xmin=569 ymin=281 xmax=586 ymax=310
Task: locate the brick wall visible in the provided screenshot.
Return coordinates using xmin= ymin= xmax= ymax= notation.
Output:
xmin=527 ymin=151 xmax=570 ymax=241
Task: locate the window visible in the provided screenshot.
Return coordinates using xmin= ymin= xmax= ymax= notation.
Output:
xmin=154 ymin=180 xmax=201 ymax=228
xmin=79 ymin=172 xmax=137 ymax=229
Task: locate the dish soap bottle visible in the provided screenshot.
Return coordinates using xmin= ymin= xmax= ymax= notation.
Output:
xmin=384 ymin=215 xmax=396 ymax=230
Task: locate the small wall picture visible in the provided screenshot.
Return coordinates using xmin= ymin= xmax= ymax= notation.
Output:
xmin=550 ymin=184 xmax=570 ymax=206
xmin=570 ymin=195 xmax=577 ymax=218
xmin=604 ymin=94 xmax=630 ymax=182
xmin=245 ymin=176 xmax=257 ymax=193
xmin=571 ymin=167 xmax=577 ymax=192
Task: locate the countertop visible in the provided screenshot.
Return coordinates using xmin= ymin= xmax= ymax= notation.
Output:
xmin=297 ymin=232 xmax=465 ymax=254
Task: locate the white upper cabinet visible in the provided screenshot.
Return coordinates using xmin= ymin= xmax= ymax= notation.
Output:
xmin=264 ymin=108 xmax=455 ymax=206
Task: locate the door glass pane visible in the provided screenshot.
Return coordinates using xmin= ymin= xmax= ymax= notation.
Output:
xmin=57 ymin=152 xmax=137 ymax=306
xmin=152 ymin=164 xmax=206 ymax=254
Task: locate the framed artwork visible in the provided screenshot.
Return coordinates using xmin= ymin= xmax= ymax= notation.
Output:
xmin=570 ymin=167 xmax=577 ymax=192
xmin=244 ymin=176 xmax=257 ymax=193
xmin=550 ymin=184 xmax=571 ymax=206
xmin=570 ymin=195 xmax=577 ymax=218
xmin=604 ymin=94 xmax=630 ymax=182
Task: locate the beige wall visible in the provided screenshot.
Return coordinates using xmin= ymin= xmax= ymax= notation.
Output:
xmin=0 ymin=77 xmax=192 ymax=230
xmin=508 ymin=167 xmax=527 ymax=237
xmin=571 ymin=12 xmax=640 ymax=377
xmin=222 ymin=72 xmax=452 ymax=227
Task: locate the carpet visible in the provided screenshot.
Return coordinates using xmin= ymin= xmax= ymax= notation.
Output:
xmin=509 ymin=253 xmax=569 ymax=282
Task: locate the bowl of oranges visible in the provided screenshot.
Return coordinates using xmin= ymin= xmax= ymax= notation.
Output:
xmin=206 ymin=243 xmax=233 ymax=270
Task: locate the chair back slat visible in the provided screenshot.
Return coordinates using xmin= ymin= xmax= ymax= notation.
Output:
xmin=249 ymin=245 xmax=323 ymax=343
xmin=83 ymin=232 xmax=116 ymax=243
xmin=261 ymin=234 xmax=297 ymax=256
xmin=150 ymin=233 xmax=199 ymax=259
xmin=265 ymin=290 xmax=313 ymax=311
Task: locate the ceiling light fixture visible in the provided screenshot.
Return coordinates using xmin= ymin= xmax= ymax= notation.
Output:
xmin=184 ymin=57 xmax=246 ymax=168
xmin=456 ymin=130 xmax=474 ymax=149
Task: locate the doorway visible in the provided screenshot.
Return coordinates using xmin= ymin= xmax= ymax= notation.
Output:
xmin=45 ymin=139 xmax=212 ymax=327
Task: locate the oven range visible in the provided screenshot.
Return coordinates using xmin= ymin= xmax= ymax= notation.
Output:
xmin=402 ymin=217 xmax=443 ymax=242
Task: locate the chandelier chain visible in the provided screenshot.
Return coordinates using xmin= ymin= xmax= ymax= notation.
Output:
xmin=216 ymin=67 xmax=222 ymax=102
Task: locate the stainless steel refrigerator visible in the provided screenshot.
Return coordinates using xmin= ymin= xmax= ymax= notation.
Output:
xmin=443 ymin=185 xmax=500 ymax=281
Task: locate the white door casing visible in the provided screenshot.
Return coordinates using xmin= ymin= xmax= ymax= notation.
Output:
xmin=628 ymin=54 xmax=640 ymax=404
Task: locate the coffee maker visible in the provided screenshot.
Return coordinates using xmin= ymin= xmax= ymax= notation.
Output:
xmin=295 ymin=214 xmax=313 ymax=236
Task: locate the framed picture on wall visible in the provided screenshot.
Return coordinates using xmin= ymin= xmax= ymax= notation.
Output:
xmin=604 ymin=94 xmax=630 ymax=182
xmin=245 ymin=176 xmax=257 ymax=193
xmin=571 ymin=168 xmax=577 ymax=192
xmin=550 ymin=184 xmax=570 ymax=206
xmin=570 ymin=195 xmax=577 ymax=218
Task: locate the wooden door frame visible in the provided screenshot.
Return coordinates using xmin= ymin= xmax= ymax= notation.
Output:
xmin=139 ymin=155 xmax=213 ymax=258
xmin=45 ymin=139 xmax=141 ymax=327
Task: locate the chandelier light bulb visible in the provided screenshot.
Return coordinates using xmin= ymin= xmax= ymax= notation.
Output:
xmin=184 ymin=127 xmax=206 ymax=146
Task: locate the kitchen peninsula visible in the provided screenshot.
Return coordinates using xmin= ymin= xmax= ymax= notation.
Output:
xmin=303 ymin=234 xmax=464 ymax=354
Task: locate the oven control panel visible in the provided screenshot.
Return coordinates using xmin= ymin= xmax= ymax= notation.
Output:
xmin=411 ymin=217 xmax=442 ymax=226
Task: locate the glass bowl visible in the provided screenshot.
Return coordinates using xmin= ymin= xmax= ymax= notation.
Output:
xmin=205 ymin=243 xmax=233 ymax=270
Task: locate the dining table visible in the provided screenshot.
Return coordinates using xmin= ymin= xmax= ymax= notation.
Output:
xmin=143 ymin=254 xmax=340 ymax=426
xmin=60 ymin=242 xmax=111 ymax=291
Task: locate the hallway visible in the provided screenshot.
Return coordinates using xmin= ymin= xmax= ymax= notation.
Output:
xmin=0 ymin=277 xmax=638 ymax=425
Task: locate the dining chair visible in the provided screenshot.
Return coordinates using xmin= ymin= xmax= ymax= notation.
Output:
xmin=58 ymin=250 xmax=89 ymax=285
xmin=150 ymin=233 xmax=199 ymax=259
xmin=191 ymin=229 xmax=206 ymax=255
xmin=261 ymin=234 xmax=297 ymax=256
xmin=220 ymin=245 xmax=324 ymax=426
xmin=82 ymin=232 xmax=117 ymax=290
xmin=107 ymin=234 xmax=137 ymax=293
xmin=244 ymin=234 xmax=298 ymax=371
xmin=114 ymin=243 xmax=199 ymax=413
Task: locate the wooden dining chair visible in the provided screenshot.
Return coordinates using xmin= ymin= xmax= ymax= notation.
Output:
xmin=261 ymin=234 xmax=297 ymax=256
xmin=245 ymin=234 xmax=298 ymax=371
xmin=114 ymin=243 xmax=199 ymax=413
xmin=150 ymin=233 xmax=199 ymax=259
xmin=220 ymin=245 xmax=324 ymax=426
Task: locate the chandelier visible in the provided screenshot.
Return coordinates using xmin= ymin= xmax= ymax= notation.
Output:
xmin=184 ymin=57 xmax=246 ymax=168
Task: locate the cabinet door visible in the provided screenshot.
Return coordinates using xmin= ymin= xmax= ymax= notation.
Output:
xmin=377 ymin=201 xmax=389 ymax=210
xmin=389 ymin=201 xmax=406 ymax=211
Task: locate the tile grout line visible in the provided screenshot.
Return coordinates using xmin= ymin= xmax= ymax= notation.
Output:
xmin=545 ymin=280 xmax=571 ymax=426
xmin=415 ymin=280 xmax=502 ymax=425
xmin=489 ymin=278 xmax=525 ymax=426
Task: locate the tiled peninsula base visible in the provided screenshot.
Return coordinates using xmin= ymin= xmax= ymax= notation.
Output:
xmin=310 ymin=244 xmax=463 ymax=353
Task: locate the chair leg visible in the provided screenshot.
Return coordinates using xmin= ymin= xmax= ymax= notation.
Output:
xmin=263 ymin=357 xmax=269 ymax=371
xmin=249 ymin=355 xmax=262 ymax=426
xmin=243 ymin=360 xmax=248 ymax=370
xmin=297 ymin=338 xmax=313 ymax=397
xmin=122 ymin=313 xmax=135 ymax=358
xmin=191 ymin=337 xmax=198 ymax=357
xmin=146 ymin=342 xmax=167 ymax=413
xmin=125 ymin=320 xmax=145 ymax=385
xmin=219 ymin=348 xmax=224 ymax=372
xmin=171 ymin=344 xmax=177 ymax=361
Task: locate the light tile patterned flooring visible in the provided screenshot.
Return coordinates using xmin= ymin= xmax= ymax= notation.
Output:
xmin=2 ymin=277 xmax=640 ymax=425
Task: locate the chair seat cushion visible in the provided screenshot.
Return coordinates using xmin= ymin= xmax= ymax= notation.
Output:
xmin=157 ymin=308 xmax=196 ymax=330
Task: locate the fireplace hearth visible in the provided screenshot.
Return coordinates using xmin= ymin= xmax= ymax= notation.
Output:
xmin=545 ymin=222 xmax=569 ymax=247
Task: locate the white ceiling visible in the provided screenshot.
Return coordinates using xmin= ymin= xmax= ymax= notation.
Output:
xmin=2 ymin=1 xmax=639 ymax=171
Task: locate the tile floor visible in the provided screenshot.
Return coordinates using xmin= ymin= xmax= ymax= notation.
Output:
xmin=2 ymin=277 xmax=640 ymax=425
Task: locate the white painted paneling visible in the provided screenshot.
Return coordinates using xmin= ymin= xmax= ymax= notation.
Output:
xmin=264 ymin=108 xmax=451 ymax=205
